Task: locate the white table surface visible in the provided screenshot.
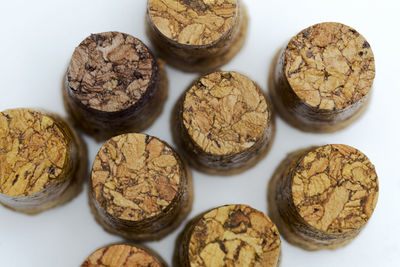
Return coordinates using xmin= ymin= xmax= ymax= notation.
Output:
xmin=0 ymin=0 xmax=399 ymax=266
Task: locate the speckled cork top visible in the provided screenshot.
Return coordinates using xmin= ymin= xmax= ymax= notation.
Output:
xmin=67 ymin=32 xmax=156 ymax=112
xmin=188 ymin=205 xmax=280 ymax=266
xmin=0 ymin=109 xmax=67 ymax=196
xmin=148 ymin=0 xmax=238 ymax=46
xmin=81 ymin=244 xmax=162 ymax=267
xmin=284 ymin=22 xmax=375 ymax=110
xmin=292 ymin=144 xmax=378 ymax=233
xmin=91 ymin=133 xmax=182 ymax=221
xmin=182 ymin=71 xmax=268 ymax=155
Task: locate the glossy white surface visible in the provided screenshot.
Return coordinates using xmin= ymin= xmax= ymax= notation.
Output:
xmin=0 ymin=0 xmax=399 ymax=266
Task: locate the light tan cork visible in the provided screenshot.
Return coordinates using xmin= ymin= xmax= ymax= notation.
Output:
xmin=175 ymin=204 xmax=281 ymax=267
xmin=173 ymin=71 xmax=274 ymax=175
xmin=81 ymin=244 xmax=166 ymax=267
xmin=148 ymin=0 xmax=237 ymax=46
xmin=268 ymin=144 xmax=379 ymax=250
xmin=90 ymin=133 xmax=192 ymax=241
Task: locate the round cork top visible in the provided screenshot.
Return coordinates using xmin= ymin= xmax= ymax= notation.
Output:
xmin=182 ymin=71 xmax=268 ymax=156
xmin=291 ymin=144 xmax=379 ymax=234
xmin=67 ymin=32 xmax=156 ymax=112
xmin=0 ymin=109 xmax=68 ymax=197
xmin=81 ymin=244 xmax=162 ymax=267
xmin=91 ymin=133 xmax=182 ymax=221
xmin=284 ymin=22 xmax=375 ymax=110
xmin=148 ymin=0 xmax=238 ymax=46
xmin=188 ymin=205 xmax=281 ymax=267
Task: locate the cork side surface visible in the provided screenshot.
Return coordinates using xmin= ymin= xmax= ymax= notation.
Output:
xmin=91 ymin=133 xmax=182 ymax=221
xmin=292 ymin=144 xmax=378 ymax=233
xmin=0 ymin=109 xmax=67 ymax=196
xmin=67 ymin=32 xmax=156 ymax=112
xmin=284 ymin=22 xmax=375 ymax=110
xmin=183 ymin=71 xmax=268 ymax=156
xmin=81 ymin=244 xmax=165 ymax=267
xmin=186 ymin=204 xmax=281 ymax=267
xmin=148 ymin=0 xmax=237 ymax=46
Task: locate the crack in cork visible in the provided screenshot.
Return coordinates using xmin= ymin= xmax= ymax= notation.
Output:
xmin=148 ymin=0 xmax=237 ymax=46
xmin=91 ymin=133 xmax=181 ymax=221
xmin=284 ymin=22 xmax=375 ymax=110
xmin=67 ymin=32 xmax=155 ymax=112
xmin=0 ymin=109 xmax=67 ymax=196
xmin=182 ymin=71 xmax=268 ymax=156
xmin=81 ymin=244 xmax=163 ymax=267
xmin=188 ymin=205 xmax=281 ymax=267
xmin=291 ymin=144 xmax=378 ymax=233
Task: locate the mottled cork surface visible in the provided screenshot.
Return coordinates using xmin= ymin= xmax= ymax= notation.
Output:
xmin=81 ymin=244 xmax=164 ymax=267
xmin=148 ymin=0 xmax=237 ymax=46
xmin=67 ymin=32 xmax=156 ymax=112
xmin=183 ymin=71 xmax=268 ymax=155
xmin=292 ymin=144 xmax=378 ymax=233
xmin=0 ymin=109 xmax=67 ymax=196
xmin=91 ymin=133 xmax=182 ymax=221
xmin=284 ymin=22 xmax=375 ymax=110
xmin=186 ymin=205 xmax=280 ymax=267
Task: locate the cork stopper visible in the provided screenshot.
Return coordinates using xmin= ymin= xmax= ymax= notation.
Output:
xmin=188 ymin=205 xmax=281 ymax=266
xmin=148 ymin=0 xmax=238 ymax=46
xmin=0 ymin=109 xmax=68 ymax=197
xmin=91 ymin=133 xmax=182 ymax=221
xmin=182 ymin=71 xmax=268 ymax=156
xmin=67 ymin=32 xmax=156 ymax=112
xmin=284 ymin=22 xmax=375 ymax=110
xmin=292 ymin=144 xmax=378 ymax=233
xmin=81 ymin=244 xmax=164 ymax=267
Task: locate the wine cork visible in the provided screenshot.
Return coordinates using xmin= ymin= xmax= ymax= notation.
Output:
xmin=271 ymin=22 xmax=375 ymax=132
xmin=89 ymin=133 xmax=192 ymax=241
xmin=173 ymin=71 xmax=274 ymax=175
xmin=174 ymin=204 xmax=281 ymax=267
xmin=146 ymin=0 xmax=248 ymax=72
xmin=268 ymin=144 xmax=379 ymax=250
xmin=0 ymin=109 xmax=87 ymax=214
xmin=81 ymin=244 xmax=167 ymax=267
xmin=64 ymin=31 xmax=167 ymax=141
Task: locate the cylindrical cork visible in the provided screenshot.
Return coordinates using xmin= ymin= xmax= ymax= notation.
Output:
xmin=64 ymin=31 xmax=168 ymax=141
xmin=146 ymin=0 xmax=248 ymax=72
xmin=173 ymin=71 xmax=274 ymax=175
xmin=268 ymin=144 xmax=379 ymax=250
xmin=89 ymin=133 xmax=192 ymax=241
xmin=0 ymin=109 xmax=87 ymax=214
xmin=271 ymin=22 xmax=375 ymax=132
xmin=81 ymin=243 xmax=167 ymax=267
xmin=174 ymin=204 xmax=281 ymax=267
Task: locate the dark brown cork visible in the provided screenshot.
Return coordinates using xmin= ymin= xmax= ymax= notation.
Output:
xmin=174 ymin=204 xmax=281 ymax=267
xmin=146 ymin=0 xmax=248 ymax=72
xmin=64 ymin=31 xmax=167 ymax=141
xmin=271 ymin=22 xmax=375 ymax=132
xmin=89 ymin=133 xmax=192 ymax=241
xmin=81 ymin=243 xmax=167 ymax=267
xmin=0 ymin=109 xmax=87 ymax=214
xmin=268 ymin=144 xmax=379 ymax=250
xmin=172 ymin=71 xmax=274 ymax=175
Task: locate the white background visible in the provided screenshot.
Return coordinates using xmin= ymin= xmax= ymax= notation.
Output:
xmin=0 ymin=0 xmax=399 ymax=266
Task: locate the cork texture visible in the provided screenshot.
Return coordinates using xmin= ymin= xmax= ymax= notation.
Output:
xmin=284 ymin=22 xmax=375 ymax=110
xmin=67 ymin=32 xmax=155 ymax=112
xmin=148 ymin=0 xmax=237 ymax=46
xmin=183 ymin=71 xmax=268 ymax=155
xmin=81 ymin=244 xmax=166 ymax=267
xmin=0 ymin=109 xmax=67 ymax=196
xmin=176 ymin=205 xmax=281 ymax=267
xmin=268 ymin=145 xmax=379 ymax=250
xmin=92 ymin=133 xmax=181 ymax=221
xmin=292 ymin=144 xmax=378 ymax=233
